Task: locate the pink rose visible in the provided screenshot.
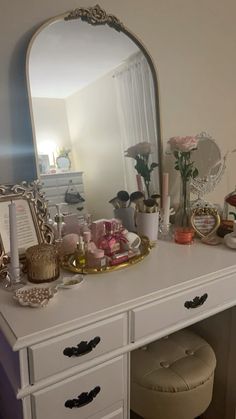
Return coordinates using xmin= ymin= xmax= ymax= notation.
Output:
xmin=168 ymin=136 xmax=198 ymax=153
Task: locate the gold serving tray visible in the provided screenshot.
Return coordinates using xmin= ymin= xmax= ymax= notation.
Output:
xmin=61 ymin=236 xmax=151 ymax=274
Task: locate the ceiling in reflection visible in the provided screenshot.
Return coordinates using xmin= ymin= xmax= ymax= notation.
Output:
xmin=29 ymin=20 xmax=139 ymax=98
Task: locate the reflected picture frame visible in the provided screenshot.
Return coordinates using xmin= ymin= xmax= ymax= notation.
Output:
xmin=38 ymin=154 xmax=50 ymax=174
xmin=0 ymin=181 xmax=54 ymax=258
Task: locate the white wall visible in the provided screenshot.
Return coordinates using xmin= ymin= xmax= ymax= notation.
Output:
xmin=66 ymin=70 xmax=124 ymax=219
xmin=32 ymin=97 xmax=75 ymax=169
xmin=0 ymin=0 xmax=236 ymax=202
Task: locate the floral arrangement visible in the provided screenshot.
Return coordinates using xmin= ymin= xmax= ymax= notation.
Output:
xmin=57 ymin=147 xmax=71 ymax=158
xmin=125 ymin=142 xmax=158 ymax=197
xmin=168 ymin=136 xmax=199 ymax=229
xmin=168 ymin=136 xmax=199 ymax=182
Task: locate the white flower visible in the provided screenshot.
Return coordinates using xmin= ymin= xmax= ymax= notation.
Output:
xmin=125 ymin=142 xmax=152 ymax=158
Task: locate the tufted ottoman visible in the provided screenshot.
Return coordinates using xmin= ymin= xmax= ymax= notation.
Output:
xmin=131 ymin=329 xmax=216 ymax=419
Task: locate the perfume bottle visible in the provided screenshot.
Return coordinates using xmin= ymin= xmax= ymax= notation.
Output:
xmin=54 ymin=204 xmax=66 ymax=240
xmin=75 ymin=236 xmax=86 ymax=270
xmin=87 ymin=249 xmax=107 ymax=269
xmin=98 ymin=221 xmax=120 ymax=256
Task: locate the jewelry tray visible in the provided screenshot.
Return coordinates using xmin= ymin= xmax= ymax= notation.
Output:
xmin=61 ymin=236 xmax=151 ymax=274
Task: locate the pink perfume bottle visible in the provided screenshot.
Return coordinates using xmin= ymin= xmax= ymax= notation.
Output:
xmin=98 ymin=221 xmax=120 ymax=256
xmin=87 ymin=249 xmax=107 ymax=269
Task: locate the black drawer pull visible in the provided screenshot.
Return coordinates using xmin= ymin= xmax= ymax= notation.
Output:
xmin=184 ymin=293 xmax=208 ymax=309
xmin=65 ymin=386 xmax=101 ymax=409
xmin=63 ymin=336 xmax=101 ymax=357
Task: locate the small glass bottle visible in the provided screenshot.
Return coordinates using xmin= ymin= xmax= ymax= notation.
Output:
xmin=75 ymin=237 xmax=86 ymax=270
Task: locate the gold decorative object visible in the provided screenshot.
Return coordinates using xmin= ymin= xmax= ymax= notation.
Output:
xmin=191 ymin=207 xmax=220 ymax=239
xmin=61 ymin=236 xmax=151 ymax=275
xmin=26 ymin=5 xmax=163 ymax=213
xmin=14 ymin=286 xmax=57 ymax=308
xmin=64 ymin=4 xmax=124 ymax=32
xmin=26 ymin=244 xmax=59 ymax=283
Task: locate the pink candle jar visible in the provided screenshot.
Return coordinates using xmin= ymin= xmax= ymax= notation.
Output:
xmin=174 ymin=227 xmax=194 ymax=245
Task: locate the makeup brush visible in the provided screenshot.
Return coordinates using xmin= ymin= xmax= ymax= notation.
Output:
xmin=117 ymin=190 xmax=130 ymax=208
xmin=151 ymin=193 xmax=161 ymax=207
xmin=130 ymin=191 xmax=145 ymax=212
xmin=109 ymin=197 xmax=120 ymax=209
xmin=144 ymin=198 xmax=156 ymax=213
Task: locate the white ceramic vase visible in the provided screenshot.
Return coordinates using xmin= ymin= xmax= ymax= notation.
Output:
xmin=114 ymin=207 xmax=135 ymax=232
xmin=136 ymin=212 xmax=159 ymax=243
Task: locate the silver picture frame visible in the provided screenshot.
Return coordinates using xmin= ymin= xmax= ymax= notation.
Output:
xmin=0 ymin=181 xmax=54 ymax=258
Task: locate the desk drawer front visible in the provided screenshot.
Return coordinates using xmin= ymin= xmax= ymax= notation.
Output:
xmin=29 ymin=314 xmax=127 ymax=383
xmin=31 ymin=357 xmax=125 ymax=419
xmin=43 ymin=184 xmax=84 ymax=198
xmin=41 ymin=173 xmax=83 ymax=188
xmin=131 ymin=274 xmax=236 ymax=341
xmin=102 ymin=408 xmax=123 ymax=419
xmin=89 ymin=403 xmax=124 ymax=419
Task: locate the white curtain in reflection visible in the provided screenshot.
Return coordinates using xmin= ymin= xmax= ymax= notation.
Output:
xmin=113 ymin=51 xmax=158 ymax=194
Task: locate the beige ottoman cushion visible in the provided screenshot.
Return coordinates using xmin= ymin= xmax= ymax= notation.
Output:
xmin=131 ymin=329 xmax=216 ymax=419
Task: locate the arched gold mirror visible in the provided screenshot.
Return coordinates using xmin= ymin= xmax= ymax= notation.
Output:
xmin=26 ymin=5 xmax=162 ymax=219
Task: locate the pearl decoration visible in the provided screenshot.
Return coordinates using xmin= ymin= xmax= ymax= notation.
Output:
xmin=14 ymin=287 xmax=57 ymax=307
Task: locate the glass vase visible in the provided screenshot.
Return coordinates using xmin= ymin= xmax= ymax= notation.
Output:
xmin=174 ymin=177 xmax=194 ymax=244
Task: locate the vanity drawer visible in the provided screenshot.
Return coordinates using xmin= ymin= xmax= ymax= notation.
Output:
xmin=31 ymin=356 xmax=125 ymax=419
xmin=88 ymin=402 xmax=124 ymax=419
xmin=43 ymin=184 xmax=84 ymax=198
xmin=131 ymin=274 xmax=236 ymax=341
xmin=54 ymin=173 xmax=84 ymax=187
xmin=28 ymin=314 xmax=127 ymax=383
xmin=46 ymin=195 xmax=86 ymax=207
xmin=41 ymin=173 xmax=84 ymax=188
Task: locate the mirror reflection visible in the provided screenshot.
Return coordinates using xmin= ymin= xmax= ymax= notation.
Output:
xmin=27 ymin=8 xmax=161 ymax=220
xmin=190 ymin=132 xmax=226 ymax=202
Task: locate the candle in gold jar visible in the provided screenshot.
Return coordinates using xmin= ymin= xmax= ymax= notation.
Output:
xmin=26 ymin=244 xmax=59 ymax=283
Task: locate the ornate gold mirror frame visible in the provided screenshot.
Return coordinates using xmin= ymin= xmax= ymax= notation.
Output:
xmin=26 ymin=4 xmax=163 ymax=198
xmin=0 ymin=181 xmax=53 ymax=266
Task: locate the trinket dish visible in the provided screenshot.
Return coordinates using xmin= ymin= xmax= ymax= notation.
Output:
xmin=61 ymin=236 xmax=151 ymax=275
xmin=14 ymin=286 xmax=57 ymax=308
xmin=57 ymin=275 xmax=84 ymax=289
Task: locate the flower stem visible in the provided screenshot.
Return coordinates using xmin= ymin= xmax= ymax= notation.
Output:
xmin=145 ymin=181 xmax=150 ymax=198
xmin=182 ymin=177 xmax=187 ymax=227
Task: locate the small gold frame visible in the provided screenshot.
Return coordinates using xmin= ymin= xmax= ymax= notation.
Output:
xmin=61 ymin=236 xmax=151 ymax=275
xmin=191 ymin=207 xmax=220 ymax=239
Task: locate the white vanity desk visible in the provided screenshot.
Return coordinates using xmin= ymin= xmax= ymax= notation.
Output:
xmin=1 ymin=241 xmax=236 ymax=419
